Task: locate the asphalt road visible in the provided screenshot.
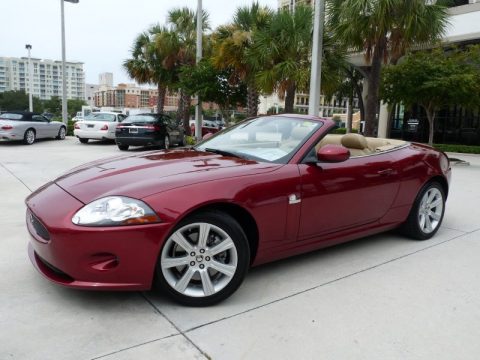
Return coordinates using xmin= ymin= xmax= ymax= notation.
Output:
xmin=1 ymin=137 xmax=479 ymax=360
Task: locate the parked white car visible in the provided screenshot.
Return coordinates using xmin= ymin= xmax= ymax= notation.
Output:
xmin=73 ymin=112 xmax=126 ymax=143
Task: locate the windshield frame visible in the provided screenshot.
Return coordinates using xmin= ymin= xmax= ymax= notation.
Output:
xmin=194 ymin=116 xmax=323 ymax=164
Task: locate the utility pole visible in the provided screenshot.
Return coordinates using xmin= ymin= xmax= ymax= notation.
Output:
xmin=25 ymin=44 xmax=33 ymax=112
xmin=195 ymin=0 xmax=203 ymax=141
xmin=61 ymin=0 xmax=79 ymax=125
xmin=308 ymin=0 xmax=325 ymax=116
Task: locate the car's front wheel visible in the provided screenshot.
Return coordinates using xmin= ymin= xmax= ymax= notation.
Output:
xmin=156 ymin=211 xmax=250 ymax=306
xmin=164 ymin=135 xmax=170 ymax=150
xmin=401 ymin=181 xmax=446 ymax=240
xmin=23 ymin=129 xmax=35 ymax=145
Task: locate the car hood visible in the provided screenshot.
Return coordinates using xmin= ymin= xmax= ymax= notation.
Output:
xmin=55 ymin=148 xmax=281 ymax=204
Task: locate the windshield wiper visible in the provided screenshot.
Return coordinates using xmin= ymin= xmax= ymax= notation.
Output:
xmin=204 ymin=148 xmax=242 ymax=158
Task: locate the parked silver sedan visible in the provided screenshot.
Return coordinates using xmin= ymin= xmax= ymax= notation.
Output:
xmin=74 ymin=112 xmax=126 ymax=143
xmin=0 ymin=112 xmax=66 ymax=145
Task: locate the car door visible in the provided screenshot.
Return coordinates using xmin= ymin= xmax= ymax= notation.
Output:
xmin=31 ymin=115 xmax=50 ymax=138
xmin=44 ymin=116 xmax=60 ymax=137
xmin=297 ymin=152 xmax=400 ymax=241
xmin=163 ymin=115 xmax=180 ymax=143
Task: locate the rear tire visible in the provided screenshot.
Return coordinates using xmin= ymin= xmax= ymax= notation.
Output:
xmin=79 ymin=138 xmax=89 ymax=144
xmin=155 ymin=211 xmax=250 ymax=306
xmin=23 ymin=129 xmax=35 ymax=145
xmin=56 ymin=127 xmax=66 ymax=140
xmin=118 ymin=144 xmax=129 ymax=151
xmin=400 ymin=181 xmax=446 ymax=240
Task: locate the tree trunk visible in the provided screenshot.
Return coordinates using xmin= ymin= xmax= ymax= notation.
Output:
xmin=284 ymin=82 xmax=296 ymax=114
xmin=347 ymin=92 xmax=353 ymax=133
xmin=354 ymin=81 xmax=365 ymax=123
xmin=182 ymin=93 xmax=191 ymax=135
xmin=246 ymin=82 xmax=258 ymax=118
xmin=425 ymin=106 xmax=436 ymax=146
xmin=364 ymin=39 xmax=386 ymax=136
xmin=157 ymin=83 xmax=166 ymax=113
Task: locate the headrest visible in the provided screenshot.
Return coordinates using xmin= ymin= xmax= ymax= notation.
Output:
xmin=341 ymin=133 xmax=368 ymax=149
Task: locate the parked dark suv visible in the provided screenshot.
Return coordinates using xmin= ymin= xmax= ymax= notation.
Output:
xmin=115 ymin=113 xmax=185 ymax=151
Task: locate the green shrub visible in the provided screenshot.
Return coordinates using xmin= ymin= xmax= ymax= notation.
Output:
xmin=186 ymin=136 xmax=196 ymax=145
xmin=331 ymin=127 xmax=359 ymax=134
xmin=434 ymin=144 xmax=480 ymax=154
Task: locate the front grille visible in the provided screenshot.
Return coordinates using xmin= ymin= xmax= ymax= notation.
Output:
xmin=28 ymin=211 xmax=50 ymax=241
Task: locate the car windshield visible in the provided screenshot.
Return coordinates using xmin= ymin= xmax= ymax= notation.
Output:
xmin=85 ymin=113 xmax=116 ymax=122
xmin=0 ymin=113 xmax=24 ymax=120
xmin=195 ymin=116 xmax=322 ymax=164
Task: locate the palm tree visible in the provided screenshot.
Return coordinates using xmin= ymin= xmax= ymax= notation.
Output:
xmin=123 ymin=25 xmax=173 ymax=112
xmin=327 ymin=0 xmax=449 ymax=136
xmin=156 ymin=7 xmax=210 ymax=130
xmin=212 ymin=2 xmax=273 ymax=117
xmin=251 ymin=5 xmax=345 ymax=113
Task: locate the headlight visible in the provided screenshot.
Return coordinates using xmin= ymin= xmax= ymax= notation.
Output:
xmin=72 ymin=196 xmax=160 ymax=226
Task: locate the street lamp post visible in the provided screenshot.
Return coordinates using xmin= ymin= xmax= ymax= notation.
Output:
xmin=308 ymin=0 xmax=325 ymax=116
xmin=60 ymin=0 xmax=79 ymax=125
xmin=25 ymin=44 xmax=33 ymax=112
xmin=195 ymin=0 xmax=203 ymax=141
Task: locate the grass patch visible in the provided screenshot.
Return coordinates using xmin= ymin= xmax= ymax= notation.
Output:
xmin=434 ymin=144 xmax=480 ymax=154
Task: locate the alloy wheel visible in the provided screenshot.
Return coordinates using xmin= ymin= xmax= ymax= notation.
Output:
xmin=417 ymin=187 xmax=443 ymax=234
xmin=164 ymin=135 xmax=170 ymax=149
xmin=161 ymin=222 xmax=238 ymax=298
xmin=25 ymin=130 xmax=35 ymax=144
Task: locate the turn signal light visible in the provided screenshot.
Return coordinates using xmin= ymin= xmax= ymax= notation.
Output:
xmin=74 ymin=123 xmax=80 ymax=129
xmin=100 ymin=124 xmax=108 ymax=131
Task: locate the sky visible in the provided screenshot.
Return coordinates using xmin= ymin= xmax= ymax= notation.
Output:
xmin=0 ymin=0 xmax=278 ymax=85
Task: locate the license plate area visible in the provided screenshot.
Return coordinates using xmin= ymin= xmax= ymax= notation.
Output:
xmin=129 ymin=127 xmax=138 ymax=134
xmin=87 ymin=124 xmax=94 ymax=128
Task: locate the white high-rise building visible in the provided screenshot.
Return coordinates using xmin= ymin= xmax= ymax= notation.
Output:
xmin=0 ymin=56 xmax=85 ymax=100
xmin=99 ymin=72 xmax=113 ymax=87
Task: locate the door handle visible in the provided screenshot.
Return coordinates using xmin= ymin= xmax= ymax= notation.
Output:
xmin=377 ymin=168 xmax=394 ymax=176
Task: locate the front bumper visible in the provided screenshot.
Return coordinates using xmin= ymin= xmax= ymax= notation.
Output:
xmin=26 ymin=183 xmax=172 ymax=290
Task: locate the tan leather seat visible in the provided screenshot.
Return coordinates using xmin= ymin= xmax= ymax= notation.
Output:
xmin=341 ymin=133 xmax=372 ymax=157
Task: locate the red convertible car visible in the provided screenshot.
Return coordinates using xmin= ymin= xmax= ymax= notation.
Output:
xmin=26 ymin=115 xmax=451 ymax=306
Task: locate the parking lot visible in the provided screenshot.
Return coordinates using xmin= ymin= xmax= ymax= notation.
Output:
xmin=1 ymin=137 xmax=479 ymax=360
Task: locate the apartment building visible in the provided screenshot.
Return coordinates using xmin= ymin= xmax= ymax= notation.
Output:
xmin=0 ymin=56 xmax=85 ymax=100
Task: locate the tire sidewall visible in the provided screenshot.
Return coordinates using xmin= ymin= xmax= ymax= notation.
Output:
xmin=407 ymin=181 xmax=446 ymax=240
xmin=155 ymin=211 xmax=250 ymax=306
xmin=58 ymin=127 xmax=66 ymax=140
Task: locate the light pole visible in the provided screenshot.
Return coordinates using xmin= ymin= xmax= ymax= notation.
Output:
xmin=195 ymin=0 xmax=203 ymax=141
xmin=25 ymin=44 xmax=33 ymax=112
xmin=60 ymin=0 xmax=79 ymax=125
xmin=308 ymin=0 xmax=325 ymax=116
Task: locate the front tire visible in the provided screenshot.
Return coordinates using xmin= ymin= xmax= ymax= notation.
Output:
xmin=23 ymin=129 xmax=35 ymax=145
xmin=155 ymin=211 xmax=250 ymax=306
xmin=79 ymin=138 xmax=89 ymax=144
xmin=401 ymin=181 xmax=446 ymax=240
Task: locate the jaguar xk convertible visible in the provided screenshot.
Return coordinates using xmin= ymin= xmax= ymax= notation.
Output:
xmin=26 ymin=115 xmax=451 ymax=306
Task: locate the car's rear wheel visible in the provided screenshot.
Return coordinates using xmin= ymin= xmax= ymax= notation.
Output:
xmin=23 ymin=129 xmax=35 ymax=145
xmin=179 ymin=133 xmax=186 ymax=147
xmin=401 ymin=181 xmax=445 ymax=240
xmin=56 ymin=127 xmax=66 ymax=140
xmin=118 ymin=144 xmax=129 ymax=151
xmin=164 ymin=135 xmax=170 ymax=150
xmin=156 ymin=211 xmax=250 ymax=306
xmin=79 ymin=138 xmax=89 ymax=144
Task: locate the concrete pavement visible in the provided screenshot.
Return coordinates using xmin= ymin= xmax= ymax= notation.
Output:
xmin=1 ymin=138 xmax=479 ymax=359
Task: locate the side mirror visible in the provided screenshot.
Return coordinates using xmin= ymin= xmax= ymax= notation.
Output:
xmin=317 ymin=144 xmax=350 ymax=163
